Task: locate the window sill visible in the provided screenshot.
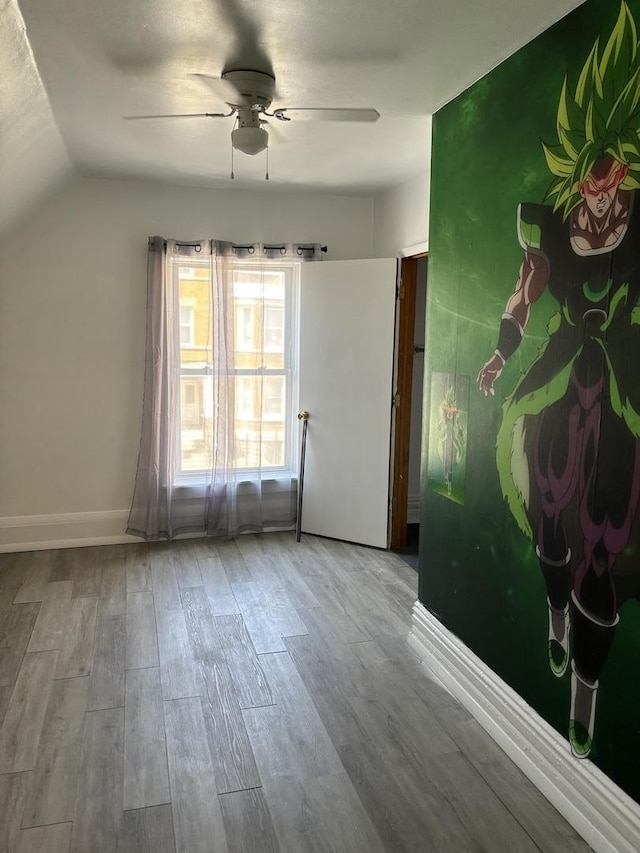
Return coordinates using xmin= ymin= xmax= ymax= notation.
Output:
xmin=170 ymin=473 xmax=298 ymax=499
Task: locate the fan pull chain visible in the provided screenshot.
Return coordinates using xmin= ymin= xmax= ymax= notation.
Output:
xmin=265 ymin=145 xmax=269 ymax=181
xmin=230 ymin=138 xmax=235 ymax=180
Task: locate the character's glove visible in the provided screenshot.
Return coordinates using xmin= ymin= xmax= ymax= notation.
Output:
xmin=495 ymin=313 xmax=524 ymax=362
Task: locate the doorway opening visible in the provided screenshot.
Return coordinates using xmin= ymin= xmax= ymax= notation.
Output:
xmin=390 ymin=253 xmax=428 ymax=570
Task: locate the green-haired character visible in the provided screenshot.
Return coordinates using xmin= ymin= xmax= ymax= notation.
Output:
xmin=437 ymin=386 xmax=467 ymax=496
xmin=477 ymin=1 xmax=640 ymax=759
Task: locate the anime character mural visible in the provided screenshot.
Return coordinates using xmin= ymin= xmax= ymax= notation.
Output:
xmin=477 ymin=1 xmax=640 ymax=758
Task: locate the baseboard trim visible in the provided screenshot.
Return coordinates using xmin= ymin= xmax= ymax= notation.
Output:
xmin=0 ymin=510 xmax=137 ymax=552
xmin=0 ymin=511 xmax=295 ymax=552
xmin=409 ymin=601 xmax=640 ymax=853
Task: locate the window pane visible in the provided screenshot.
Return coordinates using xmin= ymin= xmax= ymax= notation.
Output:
xmin=180 ymin=376 xmax=212 ymax=471
xmin=179 ymin=269 xmax=211 ymax=369
xmin=232 ymin=375 xmax=286 ymax=468
xmin=261 ymin=375 xmax=286 ymax=466
xmin=233 ymin=375 xmax=258 ymax=468
xmin=236 ymin=375 xmax=255 ymax=420
xmin=180 ymin=306 xmax=194 ymax=345
xmin=235 ymin=305 xmax=255 ymax=354
xmin=264 ymin=305 xmax=284 ymax=354
xmin=262 ymin=375 xmax=285 ymax=419
xmin=233 ymin=270 xmax=286 ymax=370
xmin=180 ymin=374 xmax=288 ymax=472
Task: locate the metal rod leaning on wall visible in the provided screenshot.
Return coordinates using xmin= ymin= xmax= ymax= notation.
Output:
xmin=296 ymin=411 xmax=309 ymax=543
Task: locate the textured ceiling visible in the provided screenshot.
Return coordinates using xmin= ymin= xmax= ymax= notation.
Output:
xmin=0 ymin=0 xmax=72 ymax=233
xmin=4 ymin=0 xmax=584 ymax=205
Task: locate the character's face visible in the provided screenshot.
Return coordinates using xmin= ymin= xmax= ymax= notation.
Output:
xmin=579 ymin=157 xmax=629 ymax=218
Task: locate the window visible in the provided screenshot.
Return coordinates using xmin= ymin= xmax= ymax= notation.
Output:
xmin=264 ymin=305 xmax=284 ymax=351
xmin=179 ymin=305 xmax=195 ymax=346
xmin=236 ymin=305 xmax=255 ymax=351
xmin=180 ymin=378 xmax=203 ymax=428
xmin=174 ymin=261 xmax=299 ymax=476
xmin=263 ymin=375 xmax=285 ymax=419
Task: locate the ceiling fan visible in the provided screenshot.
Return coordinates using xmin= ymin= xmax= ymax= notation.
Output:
xmin=125 ymin=69 xmax=380 ymax=160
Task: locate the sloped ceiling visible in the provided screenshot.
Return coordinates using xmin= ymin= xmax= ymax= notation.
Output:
xmin=2 ymin=0 xmax=584 ymax=233
xmin=0 ymin=0 xmax=72 ymax=234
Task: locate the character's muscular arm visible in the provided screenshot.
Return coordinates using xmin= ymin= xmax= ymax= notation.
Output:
xmin=477 ymin=250 xmax=549 ymax=396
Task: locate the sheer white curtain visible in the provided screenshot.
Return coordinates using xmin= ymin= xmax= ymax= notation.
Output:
xmin=127 ymin=237 xmax=323 ymax=541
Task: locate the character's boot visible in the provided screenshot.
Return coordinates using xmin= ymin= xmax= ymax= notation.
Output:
xmin=569 ymin=662 xmax=598 ymax=758
xmin=568 ymin=591 xmax=619 ymax=759
xmin=547 ymin=599 xmax=570 ymax=677
xmin=537 ymin=546 xmax=572 ymax=677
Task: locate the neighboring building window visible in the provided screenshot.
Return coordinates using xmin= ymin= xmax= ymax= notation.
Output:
xmin=264 ymin=305 xmax=284 ymax=351
xmin=175 ymin=262 xmax=298 ymax=475
xmin=236 ymin=305 xmax=255 ymax=351
xmin=179 ymin=305 xmax=195 ymax=346
xmin=180 ymin=378 xmax=204 ymax=430
xmin=262 ymin=375 xmax=285 ymax=419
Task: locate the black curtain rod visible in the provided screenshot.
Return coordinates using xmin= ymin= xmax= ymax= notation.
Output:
xmin=231 ymin=243 xmax=328 ymax=252
xmin=171 ymin=241 xmax=327 ymax=252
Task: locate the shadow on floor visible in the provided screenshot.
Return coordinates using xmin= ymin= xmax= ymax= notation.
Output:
xmin=393 ymin=523 xmax=419 ymax=572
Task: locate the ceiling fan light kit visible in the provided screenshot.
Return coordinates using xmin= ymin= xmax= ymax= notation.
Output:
xmin=231 ymin=124 xmax=269 ymax=156
xmin=231 ymin=104 xmax=270 ymax=155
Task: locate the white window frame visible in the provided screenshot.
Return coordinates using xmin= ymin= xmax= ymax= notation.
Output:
xmin=172 ymin=258 xmax=300 ymax=480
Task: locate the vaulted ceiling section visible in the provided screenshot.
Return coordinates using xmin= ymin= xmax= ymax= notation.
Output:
xmin=2 ymin=0 xmax=584 ymax=234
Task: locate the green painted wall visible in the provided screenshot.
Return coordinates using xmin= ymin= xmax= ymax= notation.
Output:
xmin=421 ymin=0 xmax=640 ymax=801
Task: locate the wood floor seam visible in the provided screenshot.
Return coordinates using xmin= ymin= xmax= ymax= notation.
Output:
xmin=122 ymin=800 xmax=172 ymax=812
xmin=217 ymin=784 xmax=265 ymax=796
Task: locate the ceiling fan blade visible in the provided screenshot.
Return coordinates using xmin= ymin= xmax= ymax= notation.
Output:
xmin=190 ymin=73 xmax=251 ymax=106
xmin=274 ymin=108 xmax=380 ymax=123
xmin=124 ymin=111 xmax=234 ymax=120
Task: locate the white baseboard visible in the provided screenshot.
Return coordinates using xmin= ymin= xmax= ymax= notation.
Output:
xmin=409 ymin=601 xmax=640 ymax=853
xmin=0 ymin=510 xmax=137 ymax=552
xmin=0 ymin=512 xmax=295 ymax=552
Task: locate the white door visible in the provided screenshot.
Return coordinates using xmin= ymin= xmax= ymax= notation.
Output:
xmin=299 ymin=258 xmax=398 ymax=548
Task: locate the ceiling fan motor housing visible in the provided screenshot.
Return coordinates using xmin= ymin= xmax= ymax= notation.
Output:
xmin=222 ymin=69 xmax=275 ymax=109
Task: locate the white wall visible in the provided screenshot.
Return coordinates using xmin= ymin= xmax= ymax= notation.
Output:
xmin=372 ymin=159 xmax=431 ymax=258
xmin=0 ymin=175 xmax=374 ymax=544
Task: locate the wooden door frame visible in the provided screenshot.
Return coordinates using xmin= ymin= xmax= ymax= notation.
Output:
xmin=390 ymin=253 xmax=426 ymax=549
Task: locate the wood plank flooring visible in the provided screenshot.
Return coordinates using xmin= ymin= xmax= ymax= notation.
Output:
xmin=0 ymin=533 xmax=591 ymax=853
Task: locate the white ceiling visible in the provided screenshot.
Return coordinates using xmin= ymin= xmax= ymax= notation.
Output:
xmin=6 ymin=0 xmax=584 ymax=202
